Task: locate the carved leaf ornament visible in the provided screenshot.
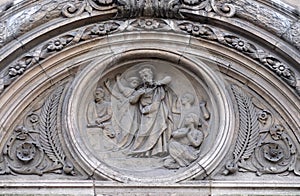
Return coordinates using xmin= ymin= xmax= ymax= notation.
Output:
xmin=224 ymin=86 xmax=300 ymax=176
xmin=39 ymin=86 xmax=66 ymax=165
xmin=0 ymin=85 xmax=75 ymax=176
xmin=231 ymin=85 xmax=260 ymax=162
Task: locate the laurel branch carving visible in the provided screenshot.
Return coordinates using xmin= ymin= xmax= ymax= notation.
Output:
xmin=0 ymin=84 xmax=75 ymax=176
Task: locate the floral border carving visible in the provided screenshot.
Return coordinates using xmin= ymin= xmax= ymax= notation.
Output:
xmin=0 ymin=0 xmax=299 ymax=52
xmin=1 ymin=19 xmax=298 ymax=96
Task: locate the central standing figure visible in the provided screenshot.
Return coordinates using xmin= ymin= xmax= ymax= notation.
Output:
xmin=129 ymin=65 xmax=174 ymax=157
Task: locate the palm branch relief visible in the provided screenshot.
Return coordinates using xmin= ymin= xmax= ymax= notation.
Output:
xmin=0 ymin=85 xmax=75 ymax=176
xmin=223 ymin=85 xmax=260 ymax=175
xmin=224 ymin=85 xmax=299 ymax=176
xmin=39 ymin=85 xmax=75 ymax=175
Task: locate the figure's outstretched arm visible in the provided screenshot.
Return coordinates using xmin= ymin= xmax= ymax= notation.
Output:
xmin=157 ymin=76 xmax=172 ymax=85
xmin=172 ymin=128 xmax=188 ymax=139
xmin=115 ymin=74 xmax=134 ymax=97
xmin=129 ymin=89 xmax=144 ymax=104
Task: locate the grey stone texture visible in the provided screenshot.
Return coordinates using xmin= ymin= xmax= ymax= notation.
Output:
xmin=0 ymin=0 xmax=299 ymax=195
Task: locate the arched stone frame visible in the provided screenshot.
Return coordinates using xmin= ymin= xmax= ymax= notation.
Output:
xmin=0 ymin=0 xmax=299 ymax=195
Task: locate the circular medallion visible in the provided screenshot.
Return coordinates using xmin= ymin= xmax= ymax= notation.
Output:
xmin=64 ymin=50 xmax=234 ymax=182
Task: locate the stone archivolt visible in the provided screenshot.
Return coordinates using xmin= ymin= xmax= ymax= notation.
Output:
xmin=0 ymin=0 xmax=299 ymax=194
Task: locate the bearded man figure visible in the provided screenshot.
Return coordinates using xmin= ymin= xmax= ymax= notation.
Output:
xmin=129 ymin=64 xmax=174 ymax=157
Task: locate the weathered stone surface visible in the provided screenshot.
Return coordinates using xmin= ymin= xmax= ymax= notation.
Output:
xmin=0 ymin=0 xmax=299 ymax=195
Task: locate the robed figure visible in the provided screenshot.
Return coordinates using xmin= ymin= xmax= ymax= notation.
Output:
xmin=129 ymin=66 xmax=175 ymax=157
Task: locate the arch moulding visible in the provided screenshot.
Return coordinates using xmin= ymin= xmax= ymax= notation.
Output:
xmin=0 ymin=0 xmax=299 ymax=195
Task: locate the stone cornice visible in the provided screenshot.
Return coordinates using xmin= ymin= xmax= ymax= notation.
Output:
xmin=0 ymin=0 xmax=299 ymax=49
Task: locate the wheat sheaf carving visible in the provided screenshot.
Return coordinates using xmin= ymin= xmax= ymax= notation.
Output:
xmin=39 ymin=86 xmax=67 ymax=169
xmin=223 ymin=85 xmax=260 ymax=175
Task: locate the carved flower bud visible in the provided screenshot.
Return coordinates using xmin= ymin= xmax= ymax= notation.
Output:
xmin=63 ymin=163 xmax=75 ymax=175
xmin=223 ymin=161 xmax=238 ymax=175
xmin=273 ymin=62 xmax=290 ymax=77
xmin=138 ymin=19 xmax=159 ymax=30
xmin=16 ymin=142 xmax=36 ymax=162
xmin=28 ymin=113 xmax=39 ymax=124
xmin=258 ymin=110 xmax=269 ymax=124
xmin=8 ymin=61 xmax=27 ymax=77
xmin=91 ymin=24 xmax=108 ymax=35
xmin=270 ymin=125 xmax=284 ymax=140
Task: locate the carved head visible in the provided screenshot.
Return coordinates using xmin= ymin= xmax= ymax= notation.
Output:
xmin=139 ymin=66 xmax=154 ymax=83
xmin=94 ymin=87 xmax=105 ymax=102
xmin=127 ymin=76 xmax=140 ymax=88
xmin=181 ymin=92 xmax=195 ymax=106
xmin=184 ymin=113 xmax=199 ymax=127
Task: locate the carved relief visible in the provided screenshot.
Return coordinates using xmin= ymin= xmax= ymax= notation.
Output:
xmin=224 ymin=85 xmax=300 ymax=176
xmin=283 ymin=22 xmax=300 ymax=50
xmin=61 ymin=0 xmax=117 ymax=18
xmin=2 ymin=19 xmax=299 ymax=97
xmin=87 ymin=87 xmax=115 ymax=138
xmin=178 ymin=22 xmax=298 ymax=90
xmin=60 ymin=0 xmax=238 ymax=24
xmin=233 ymin=0 xmax=292 ymax=36
xmin=164 ymin=113 xmax=204 ymax=169
xmin=0 ymin=1 xmax=63 ymax=48
xmin=0 ymin=85 xmax=75 ymax=176
xmin=1 ymin=21 xmax=120 ymax=93
xmin=82 ymin=62 xmax=211 ymax=177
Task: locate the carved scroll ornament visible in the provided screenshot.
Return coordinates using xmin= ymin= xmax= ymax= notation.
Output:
xmin=61 ymin=0 xmax=235 ymax=18
xmin=0 ymin=85 xmax=75 ymax=176
xmin=224 ymin=85 xmax=300 ymax=176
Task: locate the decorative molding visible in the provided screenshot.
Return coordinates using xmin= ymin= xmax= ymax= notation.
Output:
xmin=2 ymin=19 xmax=298 ymax=96
xmin=233 ymin=0 xmax=300 ymax=50
xmin=178 ymin=22 xmax=299 ymax=95
xmin=0 ymin=84 xmax=76 ymax=176
xmin=0 ymin=21 xmax=120 ymax=93
xmin=0 ymin=0 xmax=65 ymax=48
xmin=0 ymin=0 xmax=299 ymax=53
xmin=61 ymin=0 xmax=117 ymax=18
xmin=61 ymin=0 xmax=235 ymax=18
xmin=0 ymin=0 xmax=235 ymax=49
xmin=233 ymin=0 xmax=293 ymax=36
xmin=283 ymin=21 xmax=300 ymax=50
xmin=224 ymin=85 xmax=300 ymax=176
